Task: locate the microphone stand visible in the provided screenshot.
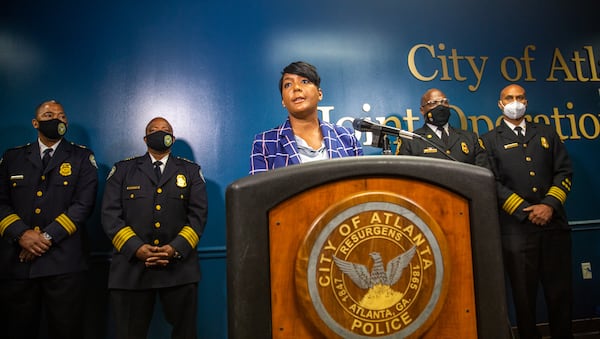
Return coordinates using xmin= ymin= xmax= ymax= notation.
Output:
xmin=382 ymin=135 xmax=392 ymax=155
xmin=356 ymin=118 xmax=457 ymax=161
xmin=372 ymin=130 xmax=392 ymax=155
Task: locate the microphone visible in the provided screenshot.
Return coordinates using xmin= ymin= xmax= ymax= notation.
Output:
xmin=352 ymin=118 xmax=417 ymax=139
xmin=352 ymin=118 xmax=458 ymax=161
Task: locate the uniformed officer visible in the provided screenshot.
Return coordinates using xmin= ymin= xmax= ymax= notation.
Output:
xmin=0 ymin=100 xmax=98 ymax=339
xmin=480 ymin=84 xmax=573 ymax=339
xmin=102 ymin=117 xmax=208 ymax=339
xmin=397 ymin=88 xmax=488 ymax=166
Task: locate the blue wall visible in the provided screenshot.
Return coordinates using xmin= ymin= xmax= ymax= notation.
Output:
xmin=1 ymin=0 xmax=599 ymax=337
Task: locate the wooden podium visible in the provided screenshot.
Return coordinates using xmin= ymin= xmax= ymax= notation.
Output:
xmin=226 ymin=156 xmax=510 ymax=338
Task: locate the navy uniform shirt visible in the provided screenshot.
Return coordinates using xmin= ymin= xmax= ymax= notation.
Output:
xmin=101 ymin=153 xmax=208 ymax=289
xmin=0 ymin=140 xmax=98 ymax=279
xmin=480 ymin=121 xmax=573 ymax=234
xmin=398 ymin=124 xmax=488 ymax=166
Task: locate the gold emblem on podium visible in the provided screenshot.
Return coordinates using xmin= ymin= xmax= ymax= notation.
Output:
xmin=332 ymin=247 xmax=416 ymax=311
xmin=296 ymin=192 xmax=450 ymax=338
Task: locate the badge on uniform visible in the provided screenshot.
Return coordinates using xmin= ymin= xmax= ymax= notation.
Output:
xmin=60 ymin=163 xmax=72 ymax=176
xmin=176 ymin=174 xmax=187 ymax=188
xmin=541 ymin=137 xmax=549 ymax=149
xmin=461 ymin=142 xmax=470 ymax=154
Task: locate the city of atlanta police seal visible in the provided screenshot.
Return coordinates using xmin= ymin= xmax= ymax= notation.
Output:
xmin=295 ymin=192 xmax=450 ymax=338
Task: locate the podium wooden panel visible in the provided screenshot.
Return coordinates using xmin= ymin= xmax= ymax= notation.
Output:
xmin=227 ymin=156 xmax=510 ymax=339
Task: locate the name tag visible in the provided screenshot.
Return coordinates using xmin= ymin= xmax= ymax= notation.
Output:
xmin=10 ymin=175 xmax=24 ymax=180
xmin=126 ymin=186 xmax=141 ymax=190
xmin=504 ymin=143 xmax=519 ymax=149
xmin=423 ymin=147 xmax=438 ymax=154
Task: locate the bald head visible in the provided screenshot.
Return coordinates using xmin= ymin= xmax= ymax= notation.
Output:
xmin=420 ymin=88 xmax=446 ymax=108
xmin=145 ymin=117 xmax=173 ymax=136
xmin=498 ymin=85 xmax=527 ymax=111
xmin=499 ymin=84 xmax=526 ymax=101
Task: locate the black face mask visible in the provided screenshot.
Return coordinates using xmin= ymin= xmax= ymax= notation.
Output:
xmin=426 ymin=105 xmax=451 ymax=127
xmin=145 ymin=130 xmax=174 ymax=152
xmin=37 ymin=119 xmax=67 ymax=140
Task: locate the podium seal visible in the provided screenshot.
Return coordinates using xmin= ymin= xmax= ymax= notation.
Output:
xmin=296 ymin=192 xmax=450 ymax=338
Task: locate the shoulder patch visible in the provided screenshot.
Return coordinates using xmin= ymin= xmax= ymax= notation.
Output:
xmin=89 ymin=154 xmax=98 ymax=168
xmin=106 ymin=166 xmax=116 ymax=181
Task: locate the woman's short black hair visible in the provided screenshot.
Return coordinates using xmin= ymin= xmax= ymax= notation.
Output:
xmin=278 ymin=61 xmax=321 ymax=95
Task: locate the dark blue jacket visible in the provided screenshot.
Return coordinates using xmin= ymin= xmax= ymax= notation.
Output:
xmin=0 ymin=140 xmax=98 ymax=279
xmin=480 ymin=121 xmax=573 ymax=234
xmin=398 ymin=124 xmax=488 ymax=166
xmin=101 ymin=153 xmax=208 ymax=289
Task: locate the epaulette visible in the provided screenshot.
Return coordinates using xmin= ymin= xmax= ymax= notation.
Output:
xmin=119 ymin=155 xmax=142 ymax=163
xmin=70 ymin=141 xmax=88 ymax=149
xmin=8 ymin=143 xmax=31 ymax=150
xmin=176 ymin=156 xmax=194 ymax=163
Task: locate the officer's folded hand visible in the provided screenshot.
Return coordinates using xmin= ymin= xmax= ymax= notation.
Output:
xmin=18 ymin=229 xmax=51 ymax=257
xmin=137 ymin=244 xmax=172 ymax=267
xmin=18 ymin=249 xmax=37 ymax=263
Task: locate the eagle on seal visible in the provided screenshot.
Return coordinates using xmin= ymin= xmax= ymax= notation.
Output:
xmin=332 ymin=246 xmax=416 ymax=289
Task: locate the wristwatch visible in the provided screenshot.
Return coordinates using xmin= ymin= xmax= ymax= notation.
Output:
xmin=173 ymin=250 xmax=183 ymax=260
xmin=42 ymin=232 xmax=53 ymax=241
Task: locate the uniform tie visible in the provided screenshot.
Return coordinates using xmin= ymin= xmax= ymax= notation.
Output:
xmin=153 ymin=161 xmax=163 ymax=181
xmin=42 ymin=148 xmax=53 ymax=169
xmin=438 ymin=127 xmax=449 ymax=145
xmin=514 ymin=126 xmax=524 ymax=143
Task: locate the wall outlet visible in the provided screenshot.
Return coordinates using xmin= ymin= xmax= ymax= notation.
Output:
xmin=581 ymin=262 xmax=592 ymax=280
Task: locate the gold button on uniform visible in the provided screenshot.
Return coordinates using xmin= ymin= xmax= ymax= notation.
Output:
xmin=529 ymin=171 xmax=535 ymax=176
xmin=35 ymin=208 xmax=41 ymax=214
xmin=155 ymin=205 xmax=161 ymax=211
xmin=41 ymin=175 xmax=46 ymax=181
xmin=130 ymin=193 xmax=135 ymax=198
xmin=153 ymin=239 xmax=159 ymax=245
xmin=63 ymin=181 xmax=68 ymax=186
xmin=532 ymin=187 xmax=538 ymax=192
xmin=525 ymin=157 xmax=532 ymax=162
xmin=157 ymin=188 xmax=162 ymax=193
xmin=154 ymin=222 xmax=161 ymax=228
xmin=37 ymin=191 xmax=43 ymax=197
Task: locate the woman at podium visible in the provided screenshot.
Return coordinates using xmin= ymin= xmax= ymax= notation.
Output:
xmin=249 ymin=61 xmax=363 ymax=175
